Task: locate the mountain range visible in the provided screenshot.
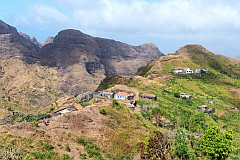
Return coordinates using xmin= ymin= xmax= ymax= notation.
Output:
xmin=0 ymin=19 xmax=239 ymax=159
xmin=0 ymin=20 xmax=163 ymax=109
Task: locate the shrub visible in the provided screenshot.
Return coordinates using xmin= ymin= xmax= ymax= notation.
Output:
xmin=175 ymin=128 xmax=191 ymax=159
xmin=62 ymin=154 xmax=72 ymax=160
xmin=1 ymin=141 xmax=26 ymax=160
xmin=199 ymin=126 xmax=235 ymax=160
xmin=31 ymin=121 xmax=39 ymax=127
xmin=99 ymin=107 xmax=107 ymax=115
xmin=65 ymin=144 xmax=71 ymax=152
xmin=19 ymin=113 xmax=48 ymax=122
xmin=43 ymin=143 xmax=54 ymax=151
xmin=76 ymin=137 xmax=104 ymax=160
xmin=174 ymin=92 xmax=180 ymax=98
xmin=32 ymin=151 xmax=54 ymax=159
xmin=50 ymin=105 xmax=55 ymax=111
xmin=139 ymin=131 xmax=172 ymax=159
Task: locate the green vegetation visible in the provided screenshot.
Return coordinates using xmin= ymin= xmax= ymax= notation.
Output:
xmin=199 ymin=126 xmax=235 ymax=160
xmin=0 ymin=46 xmax=239 ymax=159
xmin=77 ymin=137 xmax=104 ymax=160
xmin=65 ymin=144 xmax=71 ymax=152
xmin=139 ymin=131 xmax=171 ymax=159
xmin=137 ymin=65 xmax=153 ymax=77
xmin=174 ymin=128 xmax=194 ymax=160
xmin=99 ymin=107 xmax=107 ymax=115
xmin=62 ymin=154 xmax=72 ymax=160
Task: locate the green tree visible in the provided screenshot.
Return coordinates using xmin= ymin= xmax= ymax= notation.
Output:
xmin=199 ymin=126 xmax=235 ymax=160
xmin=175 ymin=128 xmax=190 ymax=159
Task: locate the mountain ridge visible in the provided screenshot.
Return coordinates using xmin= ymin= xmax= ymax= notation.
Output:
xmin=0 ymin=20 xmax=163 ymax=109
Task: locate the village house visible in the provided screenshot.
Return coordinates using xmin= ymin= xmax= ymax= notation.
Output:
xmin=180 ymin=93 xmax=193 ymax=99
xmin=172 ymin=68 xmax=184 ymax=74
xmin=93 ymin=91 xmax=114 ymax=99
xmin=51 ymin=104 xmax=84 ymax=117
xmin=195 ymin=68 xmax=209 ymax=74
xmin=184 ymin=68 xmax=194 ymax=74
xmin=140 ymin=93 xmax=157 ymax=101
xmin=197 ymin=105 xmax=213 ymax=115
xmin=73 ymin=103 xmax=83 ymax=110
xmin=194 ymin=68 xmax=202 ymax=73
xmin=172 ymin=68 xmax=208 ymax=75
xmin=114 ymin=91 xmax=134 ymax=100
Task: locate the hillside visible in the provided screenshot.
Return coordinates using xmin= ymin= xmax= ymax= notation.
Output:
xmin=0 ymin=19 xmax=239 ymax=159
xmin=97 ymin=45 xmax=240 ymax=159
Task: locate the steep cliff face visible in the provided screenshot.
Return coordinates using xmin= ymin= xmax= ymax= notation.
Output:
xmin=41 ymin=29 xmax=164 ymax=76
xmin=0 ymin=21 xmax=39 ymax=61
xmin=0 ymin=21 xmax=163 ymax=109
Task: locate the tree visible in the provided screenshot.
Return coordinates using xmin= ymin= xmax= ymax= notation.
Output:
xmin=175 ymin=128 xmax=190 ymax=159
xmin=199 ymin=126 xmax=235 ymax=160
xmin=139 ymin=131 xmax=172 ymax=159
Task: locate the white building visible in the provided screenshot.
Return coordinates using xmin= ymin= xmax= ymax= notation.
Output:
xmin=184 ymin=68 xmax=194 ymax=74
xmin=172 ymin=68 xmax=184 ymax=74
xmin=180 ymin=93 xmax=193 ymax=98
xmin=114 ymin=92 xmax=130 ymax=100
xmin=195 ymin=68 xmax=202 ymax=73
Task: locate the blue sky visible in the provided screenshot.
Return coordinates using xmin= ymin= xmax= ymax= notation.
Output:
xmin=1 ymin=0 xmax=240 ymax=58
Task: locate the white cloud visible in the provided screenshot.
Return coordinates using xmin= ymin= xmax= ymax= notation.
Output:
xmin=9 ymin=0 xmax=240 ymax=57
xmin=59 ymin=0 xmax=240 ymax=34
xmin=29 ymin=4 xmax=69 ymax=26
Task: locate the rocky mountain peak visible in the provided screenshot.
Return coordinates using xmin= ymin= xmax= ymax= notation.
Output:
xmin=39 ymin=36 xmax=54 ymax=48
xmin=53 ymin=29 xmax=94 ymax=44
xmin=0 ymin=20 xmax=18 ymax=35
xmin=176 ymin=44 xmax=211 ymax=56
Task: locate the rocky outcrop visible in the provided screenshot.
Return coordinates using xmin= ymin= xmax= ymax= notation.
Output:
xmin=39 ymin=36 xmax=54 ymax=47
xmin=41 ymin=29 xmax=164 ymax=75
xmin=0 ymin=20 xmax=163 ymax=109
xmin=0 ymin=20 xmax=18 ymax=35
xmin=0 ymin=21 xmax=40 ymax=60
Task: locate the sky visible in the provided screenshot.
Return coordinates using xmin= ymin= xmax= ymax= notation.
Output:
xmin=0 ymin=0 xmax=240 ymax=58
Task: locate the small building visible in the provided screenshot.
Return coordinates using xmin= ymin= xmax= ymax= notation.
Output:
xmin=195 ymin=68 xmax=209 ymax=74
xmin=184 ymin=68 xmax=194 ymax=74
xmin=74 ymin=103 xmax=84 ymax=110
xmin=195 ymin=68 xmax=202 ymax=73
xmin=94 ymin=91 xmax=114 ymax=99
xmin=140 ymin=94 xmax=157 ymax=101
xmin=52 ymin=105 xmax=78 ymax=117
xmin=197 ymin=105 xmax=213 ymax=115
xmin=172 ymin=68 xmax=184 ymax=74
xmin=114 ymin=92 xmax=130 ymax=100
xmin=180 ymin=93 xmax=193 ymax=99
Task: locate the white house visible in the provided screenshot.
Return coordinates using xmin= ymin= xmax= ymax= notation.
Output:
xmin=184 ymin=68 xmax=194 ymax=74
xmin=180 ymin=93 xmax=193 ymax=98
xmin=172 ymin=68 xmax=184 ymax=74
xmin=114 ymin=92 xmax=130 ymax=100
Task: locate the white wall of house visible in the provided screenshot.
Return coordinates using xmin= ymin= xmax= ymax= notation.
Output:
xmin=172 ymin=69 xmax=183 ymax=73
xmin=114 ymin=95 xmax=127 ymax=100
xmin=185 ymin=68 xmax=194 ymax=73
